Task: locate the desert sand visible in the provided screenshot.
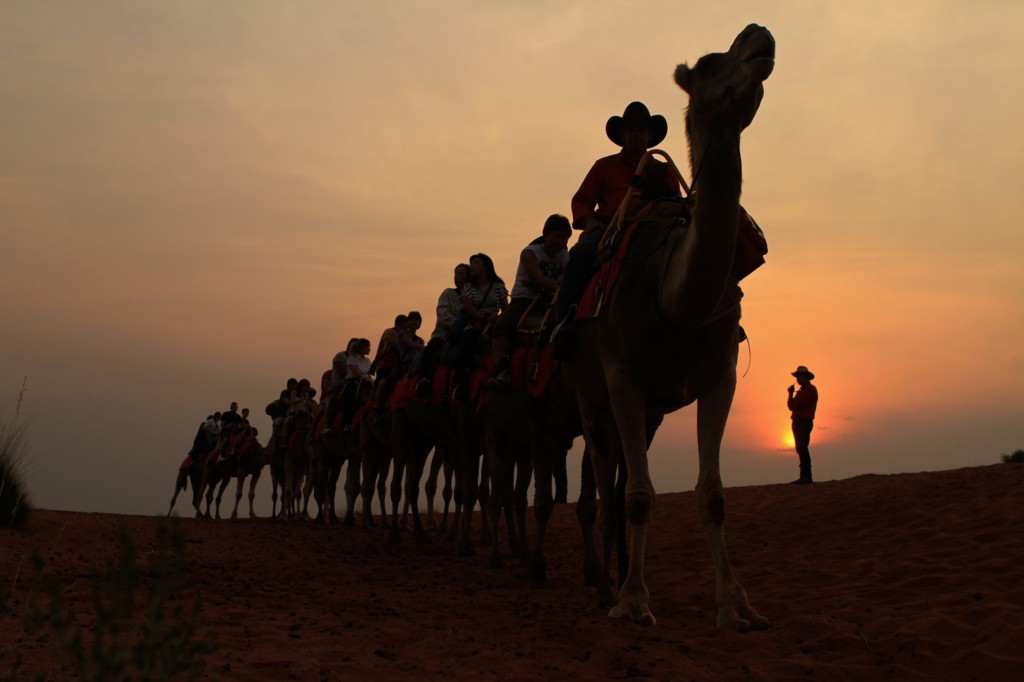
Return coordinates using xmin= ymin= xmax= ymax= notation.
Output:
xmin=3 ymin=463 xmax=1023 ymax=681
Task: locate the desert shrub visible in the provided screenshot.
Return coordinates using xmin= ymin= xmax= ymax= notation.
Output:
xmin=1001 ymin=449 xmax=1024 ymax=464
xmin=0 ymin=380 xmax=31 ymax=529
xmin=3 ymin=518 xmax=217 ymax=681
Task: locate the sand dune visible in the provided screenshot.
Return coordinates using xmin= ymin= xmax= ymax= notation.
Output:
xmin=3 ymin=463 xmax=1023 ymax=680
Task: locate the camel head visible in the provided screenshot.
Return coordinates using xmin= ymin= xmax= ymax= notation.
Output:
xmin=674 ymin=24 xmax=775 ymax=133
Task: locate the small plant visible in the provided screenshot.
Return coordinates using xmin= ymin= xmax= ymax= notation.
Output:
xmin=1000 ymin=449 xmax=1024 ymax=464
xmin=5 ymin=518 xmax=217 ymax=681
xmin=1 ymin=378 xmax=31 ymax=529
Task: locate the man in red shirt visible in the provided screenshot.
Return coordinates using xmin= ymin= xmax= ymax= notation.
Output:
xmin=787 ymin=365 xmax=819 ymax=484
xmin=551 ymin=101 xmax=683 ymax=343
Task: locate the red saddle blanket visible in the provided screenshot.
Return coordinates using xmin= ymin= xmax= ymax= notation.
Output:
xmin=393 ymin=365 xmax=488 ymax=408
xmin=507 ymin=345 xmax=559 ymax=399
xmin=577 ymin=201 xmax=766 ymax=320
xmin=179 ymin=455 xmax=193 ymax=471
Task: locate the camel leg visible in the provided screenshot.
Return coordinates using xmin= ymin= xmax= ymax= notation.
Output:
xmin=283 ymin=460 xmax=297 ymax=520
xmin=511 ymin=446 xmax=532 ymax=559
xmin=456 ymin=444 xmax=482 ymax=556
xmin=527 ymin=429 xmax=554 ymax=582
xmin=576 ymin=447 xmax=602 ymax=587
xmin=423 ymin=446 xmax=443 ymax=530
xmin=248 ymin=470 xmax=262 ymax=518
xmin=388 ymin=434 xmax=409 ymax=543
xmin=404 ymin=442 xmax=431 ymax=543
xmin=360 ymin=461 xmax=377 ymax=527
xmin=605 ymin=378 xmax=656 ymax=626
xmin=168 ymin=469 xmax=188 ymax=517
xmin=343 ymin=446 xmax=360 ymax=526
xmin=485 ymin=433 xmax=511 ymax=569
xmin=378 ymin=454 xmax=392 ymax=530
xmin=301 ymin=456 xmax=315 ymax=519
xmin=696 ymin=371 xmax=770 ymax=632
xmin=231 ymin=474 xmax=246 ymax=520
xmin=215 ymin=477 xmax=231 ymax=520
xmin=328 ymin=455 xmax=342 ymax=524
xmin=478 ymin=448 xmax=493 ymax=547
xmin=440 ymin=453 xmax=453 ymax=534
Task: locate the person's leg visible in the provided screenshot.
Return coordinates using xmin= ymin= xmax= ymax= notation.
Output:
xmin=554 ymin=228 xmax=604 ymax=323
xmin=792 ymin=419 xmax=813 ymax=483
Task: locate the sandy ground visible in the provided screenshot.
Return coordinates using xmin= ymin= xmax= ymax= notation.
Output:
xmin=3 ymin=463 xmax=1023 ymax=681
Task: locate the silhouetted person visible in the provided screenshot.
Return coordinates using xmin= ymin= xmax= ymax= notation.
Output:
xmin=787 ymin=365 xmax=818 ymax=484
xmin=550 ymin=101 xmax=682 ymax=351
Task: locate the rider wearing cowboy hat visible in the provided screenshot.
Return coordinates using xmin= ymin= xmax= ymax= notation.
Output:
xmin=550 ymin=101 xmax=684 ymax=350
xmin=787 ymin=365 xmax=818 ymax=484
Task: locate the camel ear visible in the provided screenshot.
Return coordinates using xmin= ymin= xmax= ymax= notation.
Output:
xmin=674 ymin=63 xmax=692 ymax=93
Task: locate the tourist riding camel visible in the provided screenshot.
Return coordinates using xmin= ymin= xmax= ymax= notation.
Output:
xmin=486 ymin=214 xmax=571 ymax=389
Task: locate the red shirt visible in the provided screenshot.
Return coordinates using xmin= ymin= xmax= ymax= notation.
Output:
xmin=570 ymin=152 xmax=683 ymax=229
xmin=788 ymin=384 xmax=818 ymax=421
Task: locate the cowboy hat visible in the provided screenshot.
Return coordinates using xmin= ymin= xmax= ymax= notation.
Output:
xmin=791 ymin=365 xmax=815 ymax=379
xmin=606 ymin=101 xmax=668 ymax=148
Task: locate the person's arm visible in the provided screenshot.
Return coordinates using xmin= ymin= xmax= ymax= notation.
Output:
xmin=461 ymin=286 xmax=486 ymax=324
xmin=788 ymin=386 xmax=816 ymax=412
xmin=520 ymin=248 xmax=558 ymax=292
xmin=571 ymin=159 xmax=608 ymax=234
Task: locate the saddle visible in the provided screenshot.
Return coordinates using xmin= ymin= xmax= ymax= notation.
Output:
xmin=577 ymin=197 xmax=766 ymax=321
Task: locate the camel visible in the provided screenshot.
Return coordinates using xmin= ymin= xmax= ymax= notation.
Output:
xmin=390 ymin=371 xmax=466 ymax=543
xmin=167 ymin=453 xmax=204 ymax=517
xmin=358 ymin=405 xmax=395 ymax=529
xmin=479 ymin=388 xmax=533 ymax=568
xmin=561 ymin=24 xmax=775 ymax=629
xmin=481 ymin=338 xmax=601 ymax=583
xmin=193 ymin=429 xmax=268 ymax=520
xmin=310 ymin=379 xmax=373 ymax=525
xmin=280 ymin=410 xmax=315 ymax=520
xmin=387 ymin=395 xmax=437 ymax=543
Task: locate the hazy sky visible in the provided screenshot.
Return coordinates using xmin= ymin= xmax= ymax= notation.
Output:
xmin=2 ymin=1 xmax=1022 ymax=516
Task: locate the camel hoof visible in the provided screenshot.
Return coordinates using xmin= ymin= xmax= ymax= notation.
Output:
xmin=609 ymin=602 xmax=656 ymax=627
xmin=718 ymin=611 xmax=772 ymax=632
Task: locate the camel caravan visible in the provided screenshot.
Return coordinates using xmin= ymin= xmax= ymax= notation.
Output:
xmin=168 ymin=25 xmax=775 ymax=630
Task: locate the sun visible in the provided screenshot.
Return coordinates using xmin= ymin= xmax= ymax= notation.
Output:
xmin=781 ymin=430 xmax=795 ymax=449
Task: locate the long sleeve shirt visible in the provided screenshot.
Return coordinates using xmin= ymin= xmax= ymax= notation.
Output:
xmin=570 ymin=152 xmax=683 ymax=228
xmin=788 ymin=384 xmax=819 ymax=421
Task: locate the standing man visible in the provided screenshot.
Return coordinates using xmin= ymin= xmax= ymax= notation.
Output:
xmin=787 ymin=366 xmax=818 ymax=484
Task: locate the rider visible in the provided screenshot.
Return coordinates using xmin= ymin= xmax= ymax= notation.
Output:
xmin=371 ymin=314 xmax=408 ymax=406
xmin=415 ymin=263 xmax=471 ymax=397
xmin=323 ymin=338 xmax=359 ymax=433
xmin=340 ymin=338 xmax=373 ymax=431
xmin=452 ymin=253 xmax=507 ymax=399
xmin=487 ymin=214 xmax=571 ymax=388
xmin=549 ymin=101 xmax=683 ymax=352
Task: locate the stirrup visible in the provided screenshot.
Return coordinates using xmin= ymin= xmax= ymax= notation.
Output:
xmin=549 ymin=305 xmax=577 ymax=346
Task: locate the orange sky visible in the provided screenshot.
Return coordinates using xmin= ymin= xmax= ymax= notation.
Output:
xmin=2 ymin=1 xmax=1022 ymax=515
